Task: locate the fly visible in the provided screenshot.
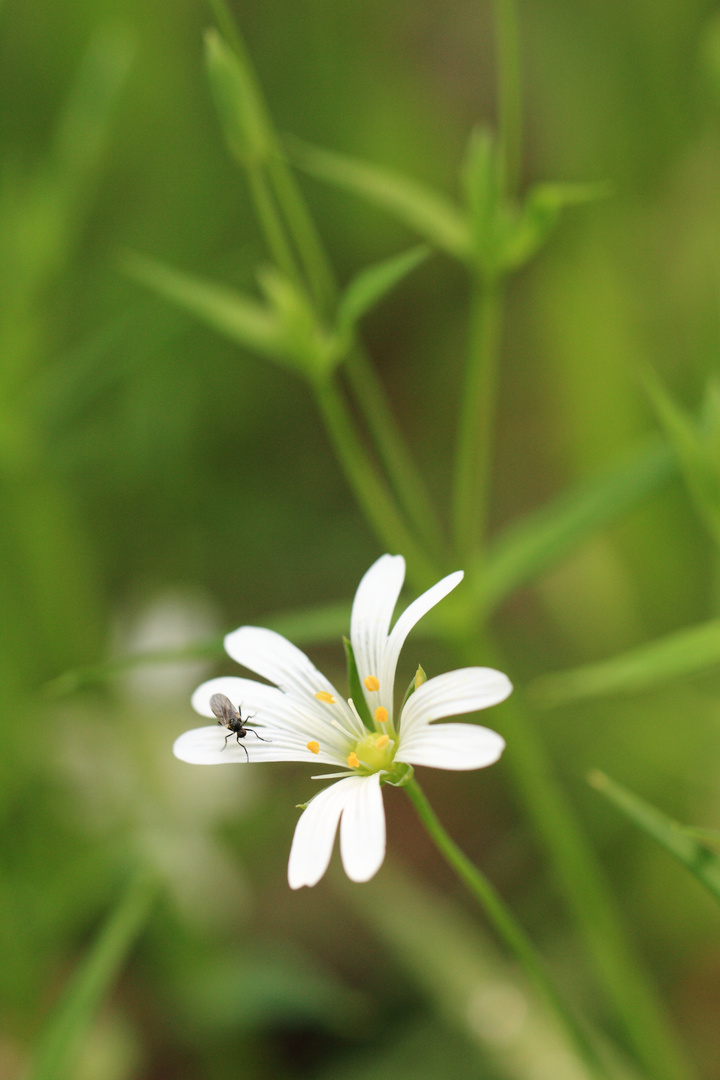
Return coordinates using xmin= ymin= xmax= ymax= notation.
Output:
xmin=210 ymin=693 xmax=270 ymax=761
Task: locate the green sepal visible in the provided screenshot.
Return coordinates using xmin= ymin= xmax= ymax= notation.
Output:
xmin=400 ymin=664 xmax=427 ymax=713
xmin=342 ymin=636 xmax=373 ymax=730
xmin=382 ymin=762 xmax=414 ymax=788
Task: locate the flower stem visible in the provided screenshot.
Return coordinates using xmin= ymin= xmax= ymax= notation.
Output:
xmin=457 ymin=628 xmax=696 ymax=1080
xmin=404 ymin=777 xmax=608 ymax=1079
xmin=493 ymin=0 xmax=523 ymax=199
xmin=452 ymin=275 xmax=502 ymax=561
xmin=312 ymin=374 xmax=437 ymax=589
xmin=245 ymin=161 xmax=302 ymax=288
xmin=344 ymin=345 xmax=446 ymax=560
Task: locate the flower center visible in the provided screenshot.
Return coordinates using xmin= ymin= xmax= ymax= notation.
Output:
xmin=349 ymin=731 xmax=396 ymax=773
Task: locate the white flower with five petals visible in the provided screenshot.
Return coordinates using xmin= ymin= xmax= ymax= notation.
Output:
xmin=174 ymin=555 xmax=512 ymax=888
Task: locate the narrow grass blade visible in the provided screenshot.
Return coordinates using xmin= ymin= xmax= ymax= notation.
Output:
xmin=530 ymin=615 xmax=720 ymax=708
xmin=589 ymin=772 xmax=720 ymax=904
xmin=25 ymin=871 xmax=157 ymax=1080
xmin=52 ymin=25 xmax=134 ymax=214
xmin=643 ymin=367 xmax=720 ymax=547
xmin=288 ymin=137 xmax=471 ymax=260
xmin=476 ymin=437 xmax=676 ymax=614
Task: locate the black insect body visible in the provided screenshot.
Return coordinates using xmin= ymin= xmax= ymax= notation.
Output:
xmin=210 ymin=693 xmax=270 ymax=761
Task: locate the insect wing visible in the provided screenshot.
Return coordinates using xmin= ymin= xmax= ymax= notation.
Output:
xmin=210 ymin=693 xmax=239 ymax=727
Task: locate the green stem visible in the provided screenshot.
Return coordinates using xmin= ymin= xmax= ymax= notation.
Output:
xmin=312 ymin=374 xmax=437 ymax=589
xmin=266 ymin=154 xmax=337 ymax=315
xmin=344 ymin=345 xmax=446 ymax=560
xmin=452 ymin=275 xmax=502 ymax=561
xmin=404 ymin=777 xmax=608 ymax=1080
xmin=457 ymin=630 xmax=696 ymax=1080
xmin=493 ymin=0 xmax=523 ymax=199
xmin=246 ymin=162 xmax=302 ymax=286
xmin=208 ymin=0 xmax=445 ymax=556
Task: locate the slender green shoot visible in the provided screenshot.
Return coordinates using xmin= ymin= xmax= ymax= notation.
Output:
xmin=493 ymin=0 xmax=523 ymax=198
xmin=312 ymin=374 xmax=437 ymax=589
xmin=452 ymin=277 xmax=502 ymax=561
xmin=404 ymin=778 xmax=608 ymax=1079
xmin=25 ymin=871 xmax=157 ymax=1080
xmin=590 ymin=772 xmax=720 ymax=905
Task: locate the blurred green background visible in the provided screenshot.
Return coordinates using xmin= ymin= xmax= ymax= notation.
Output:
xmin=3 ymin=0 xmax=720 ymax=1077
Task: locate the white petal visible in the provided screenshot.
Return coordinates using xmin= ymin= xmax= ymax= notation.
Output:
xmin=396 ymin=723 xmax=505 ymax=770
xmin=380 ymin=571 xmax=464 ymax=716
xmin=192 ymin=676 xmax=291 ymax=719
xmin=339 ymin=773 xmax=386 ymax=882
xmin=350 ymin=554 xmax=405 ymax=701
xmin=173 ymin=726 xmax=339 ymax=766
xmin=191 ymin=676 xmax=350 ymax=760
xmin=399 ymin=667 xmax=512 ymax=738
xmin=223 ymin=626 xmax=363 ymax=737
xmin=287 ymin=779 xmax=355 ymax=889
xmin=224 ymin=625 xmax=336 ymax=698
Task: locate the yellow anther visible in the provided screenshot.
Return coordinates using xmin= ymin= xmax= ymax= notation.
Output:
xmin=347 ymin=752 xmax=360 ymax=768
xmin=364 ymin=675 xmax=380 ymax=692
xmin=315 ymin=691 xmax=335 ymax=704
xmin=375 ymin=734 xmax=390 ymax=749
xmin=375 ymin=706 xmax=388 ymax=725
xmin=306 ymin=741 xmax=320 ymax=755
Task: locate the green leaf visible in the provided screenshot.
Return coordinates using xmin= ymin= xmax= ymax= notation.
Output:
xmin=500 ymin=181 xmax=611 ymax=271
xmin=530 ymin=614 xmax=720 ymax=709
xmin=26 ymin=871 xmax=157 ymax=1080
xmin=643 ymin=368 xmax=720 ymax=547
xmin=204 ymin=28 xmax=273 ymax=166
xmin=589 ymin=772 xmax=720 ymax=905
xmin=474 ymin=437 xmax=677 ymax=614
xmin=335 ymin=244 xmax=429 ymax=346
xmin=287 ymin=136 xmax=471 ymax=260
xmin=121 ymin=252 xmax=295 ymax=368
xmin=343 ymin=635 xmax=373 ymax=729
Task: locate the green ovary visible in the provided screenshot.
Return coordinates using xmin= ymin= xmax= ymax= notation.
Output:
xmin=353 ymin=732 xmax=396 ymax=773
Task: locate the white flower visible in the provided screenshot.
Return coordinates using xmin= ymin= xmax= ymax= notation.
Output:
xmin=174 ymin=555 xmax=512 ymax=889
